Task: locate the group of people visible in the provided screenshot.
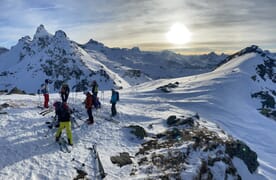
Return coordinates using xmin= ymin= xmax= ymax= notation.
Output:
xmin=40 ymin=79 xmax=120 ymax=146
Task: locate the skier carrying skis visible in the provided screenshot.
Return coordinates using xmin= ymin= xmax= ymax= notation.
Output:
xmin=85 ymin=91 xmax=94 ymax=124
xmin=60 ymin=83 xmax=70 ymax=103
xmin=41 ymin=79 xmax=50 ymax=108
xmin=55 ymin=102 xmax=73 ymax=146
xmin=110 ymin=89 xmax=119 ymax=117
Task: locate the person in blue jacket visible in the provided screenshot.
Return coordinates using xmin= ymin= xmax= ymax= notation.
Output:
xmin=110 ymin=89 xmax=119 ymax=117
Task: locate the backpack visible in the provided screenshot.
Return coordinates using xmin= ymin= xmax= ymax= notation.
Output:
xmin=41 ymin=83 xmax=46 ymax=94
xmin=56 ymin=103 xmax=70 ymax=121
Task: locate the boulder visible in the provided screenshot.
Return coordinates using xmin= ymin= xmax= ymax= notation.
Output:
xmin=127 ymin=125 xmax=147 ymax=139
xmin=110 ymin=152 xmax=132 ymax=167
xmin=226 ymin=140 xmax=259 ymax=173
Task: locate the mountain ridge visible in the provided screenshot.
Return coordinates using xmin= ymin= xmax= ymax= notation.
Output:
xmin=0 ymin=25 xmax=128 ymax=93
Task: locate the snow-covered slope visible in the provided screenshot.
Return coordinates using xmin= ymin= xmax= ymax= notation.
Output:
xmin=0 ymin=46 xmax=274 ymax=179
xmin=0 ymin=90 xmax=262 ymax=180
xmin=0 ymin=25 xmax=129 ymax=93
xmin=81 ymin=39 xmax=227 ymax=86
xmin=126 ymin=46 xmax=275 ymax=178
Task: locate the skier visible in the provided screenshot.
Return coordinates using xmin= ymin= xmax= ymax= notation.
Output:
xmin=40 ymin=79 xmax=50 ymax=108
xmin=110 ymin=89 xmax=119 ymax=117
xmin=53 ymin=101 xmax=62 ymax=128
xmin=55 ymin=102 xmax=73 ymax=146
xmin=60 ymin=83 xmax=70 ymax=103
xmin=92 ymin=80 xmax=98 ymax=97
xmin=85 ymin=91 xmax=94 ymax=124
xmin=92 ymin=80 xmax=100 ymax=109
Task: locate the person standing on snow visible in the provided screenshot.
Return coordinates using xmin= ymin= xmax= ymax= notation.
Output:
xmin=41 ymin=79 xmax=50 ymax=108
xmin=60 ymin=83 xmax=70 ymax=103
xmin=91 ymin=80 xmax=101 ymax=109
xmin=110 ymin=89 xmax=119 ymax=117
xmin=92 ymin=80 xmax=99 ymax=97
xmin=85 ymin=91 xmax=94 ymax=124
xmin=55 ymin=102 xmax=73 ymax=146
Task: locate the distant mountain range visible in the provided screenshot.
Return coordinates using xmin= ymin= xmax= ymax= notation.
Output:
xmin=81 ymin=39 xmax=227 ymax=85
xmin=0 ymin=24 xmax=274 ymax=95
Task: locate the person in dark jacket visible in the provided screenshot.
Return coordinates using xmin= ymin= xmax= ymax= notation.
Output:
xmin=85 ymin=91 xmax=94 ymax=124
xmin=110 ymin=89 xmax=119 ymax=116
xmin=92 ymin=80 xmax=101 ymax=109
xmin=55 ymin=102 xmax=73 ymax=145
xmin=60 ymin=83 xmax=70 ymax=103
xmin=92 ymin=80 xmax=98 ymax=97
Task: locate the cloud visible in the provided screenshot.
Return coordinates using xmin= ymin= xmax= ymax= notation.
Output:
xmin=0 ymin=0 xmax=275 ymax=53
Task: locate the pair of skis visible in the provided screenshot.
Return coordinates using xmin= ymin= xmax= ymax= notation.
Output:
xmin=89 ymin=144 xmax=106 ymax=179
xmin=71 ymin=144 xmax=106 ymax=179
xmin=39 ymin=108 xmax=54 ymax=116
xmin=58 ymin=137 xmax=72 ymax=153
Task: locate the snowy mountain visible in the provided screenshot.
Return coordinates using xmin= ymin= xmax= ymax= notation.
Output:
xmin=0 ymin=47 xmax=8 ymax=55
xmin=127 ymin=45 xmax=275 ymax=178
xmin=0 ymin=45 xmax=275 ymax=179
xmin=81 ymin=39 xmax=227 ymax=86
xmin=0 ymin=25 xmax=129 ymax=93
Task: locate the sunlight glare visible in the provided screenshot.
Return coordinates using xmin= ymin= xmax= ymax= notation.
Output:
xmin=166 ymin=23 xmax=192 ymax=45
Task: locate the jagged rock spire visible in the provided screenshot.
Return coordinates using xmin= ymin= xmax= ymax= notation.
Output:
xmin=33 ymin=24 xmax=52 ymax=39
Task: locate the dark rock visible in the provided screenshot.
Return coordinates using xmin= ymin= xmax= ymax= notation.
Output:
xmin=157 ymin=82 xmax=179 ymax=93
xmin=73 ymin=168 xmax=88 ymax=180
xmin=168 ymin=128 xmax=182 ymax=140
xmin=226 ymin=140 xmax=259 ymax=173
xmin=167 ymin=115 xmax=195 ymax=127
xmin=110 ymin=152 xmax=132 ymax=167
xmin=7 ymin=87 xmax=26 ymax=95
xmin=0 ymin=103 xmax=10 ymax=109
xmin=252 ymin=91 xmax=275 ymax=109
xmin=127 ymin=125 xmax=147 ymax=139
xmin=167 ymin=115 xmax=177 ymax=126
xmin=0 ymin=89 xmax=8 ymax=94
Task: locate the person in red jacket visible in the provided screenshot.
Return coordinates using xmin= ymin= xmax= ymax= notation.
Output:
xmin=85 ymin=91 xmax=94 ymax=124
xmin=40 ymin=79 xmax=50 ymax=108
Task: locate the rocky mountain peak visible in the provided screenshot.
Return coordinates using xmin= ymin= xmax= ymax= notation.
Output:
xmin=215 ymin=45 xmax=267 ymax=69
xmin=33 ymin=24 xmax=52 ymax=40
xmin=54 ymin=30 xmax=67 ymax=39
xmin=19 ymin=36 xmax=31 ymax=43
xmin=81 ymin=39 xmax=105 ymax=50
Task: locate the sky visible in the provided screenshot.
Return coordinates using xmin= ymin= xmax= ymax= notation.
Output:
xmin=0 ymin=0 xmax=276 ymax=54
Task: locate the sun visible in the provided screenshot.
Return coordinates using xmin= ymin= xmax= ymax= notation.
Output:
xmin=166 ymin=23 xmax=192 ymax=45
